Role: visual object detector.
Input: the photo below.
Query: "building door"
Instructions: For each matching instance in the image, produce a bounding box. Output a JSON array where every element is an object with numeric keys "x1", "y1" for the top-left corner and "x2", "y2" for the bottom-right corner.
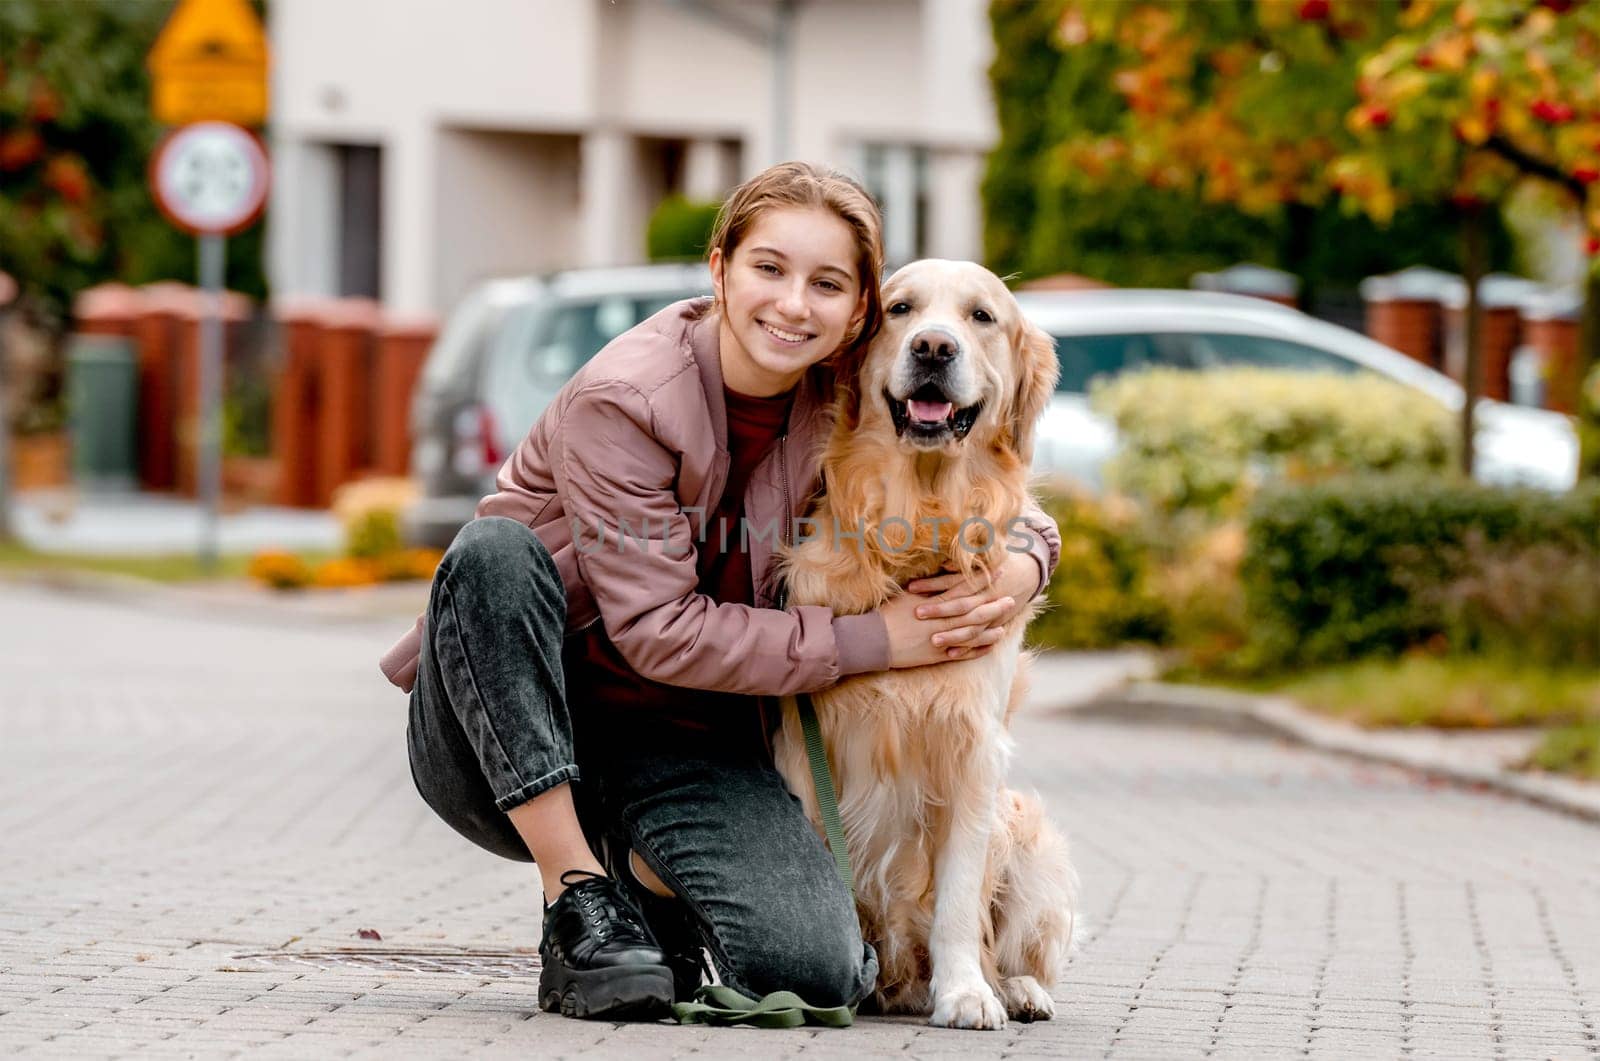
[{"x1": 338, "y1": 144, "x2": 382, "y2": 299}]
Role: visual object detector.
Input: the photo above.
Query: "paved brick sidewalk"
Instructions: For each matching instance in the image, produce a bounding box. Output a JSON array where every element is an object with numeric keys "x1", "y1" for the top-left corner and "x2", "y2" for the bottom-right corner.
[{"x1": 2, "y1": 584, "x2": 1598, "y2": 1059}]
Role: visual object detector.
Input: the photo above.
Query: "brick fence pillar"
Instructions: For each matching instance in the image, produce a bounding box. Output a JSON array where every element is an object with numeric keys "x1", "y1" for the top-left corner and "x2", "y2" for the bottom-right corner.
[
  {"x1": 73, "y1": 283, "x2": 143, "y2": 338},
  {"x1": 315, "y1": 299, "x2": 381, "y2": 507},
  {"x1": 1358, "y1": 267, "x2": 1456, "y2": 369},
  {"x1": 1442, "y1": 275, "x2": 1541, "y2": 404},
  {"x1": 1518, "y1": 289, "x2": 1583, "y2": 413},
  {"x1": 372, "y1": 315, "x2": 438, "y2": 477},
  {"x1": 272, "y1": 299, "x2": 334, "y2": 508},
  {"x1": 131, "y1": 284, "x2": 192, "y2": 491}
]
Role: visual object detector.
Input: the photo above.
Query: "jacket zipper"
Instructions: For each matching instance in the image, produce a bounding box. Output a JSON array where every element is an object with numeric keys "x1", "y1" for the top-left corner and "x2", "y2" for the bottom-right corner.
[
  {"x1": 760, "y1": 433, "x2": 792, "y2": 758},
  {"x1": 778, "y1": 434, "x2": 791, "y2": 549}
]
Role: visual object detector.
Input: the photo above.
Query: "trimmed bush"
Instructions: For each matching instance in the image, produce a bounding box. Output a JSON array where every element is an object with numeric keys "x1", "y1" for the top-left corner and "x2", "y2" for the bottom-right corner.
[
  {"x1": 1153, "y1": 522, "x2": 1252, "y2": 674},
  {"x1": 1242, "y1": 476, "x2": 1600, "y2": 667},
  {"x1": 1526, "y1": 723, "x2": 1600, "y2": 780},
  {"x1": 332, "y1": 477, "x2": 418, "y2": 559},
  {"x1": 1029, "y1": 491, "x2": 1169, "y2": 649},
  {"x1": 646, "y1": 196, "x2": 721, "y2": 262},
  {"x1": 246, "y1": 550, "x2": 312, "y2": 590},
  {"x1": 1091, "y1": 367, "x2": 1457, "y2": 517},
  {"x1": 1580, "y1": 360, "x2": 1600, "y2": 481}
]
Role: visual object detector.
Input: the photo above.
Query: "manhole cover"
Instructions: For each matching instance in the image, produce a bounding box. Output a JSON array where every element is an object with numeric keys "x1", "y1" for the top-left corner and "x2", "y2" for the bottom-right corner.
[{"x1": 226, "y1": 948, "x2": 542, "y2": 977}]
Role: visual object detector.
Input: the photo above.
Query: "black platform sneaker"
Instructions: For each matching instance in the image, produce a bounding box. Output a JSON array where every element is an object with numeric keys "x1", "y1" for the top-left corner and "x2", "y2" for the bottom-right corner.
[{"x1": 538, "y1": 869, "x2": 674, "y2": 1020}]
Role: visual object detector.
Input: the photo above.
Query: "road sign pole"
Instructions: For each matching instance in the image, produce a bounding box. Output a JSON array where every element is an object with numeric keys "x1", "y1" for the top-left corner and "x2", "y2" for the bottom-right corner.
[{"x1": 197, "y1": 232, "x2": 225, "y2": 570}]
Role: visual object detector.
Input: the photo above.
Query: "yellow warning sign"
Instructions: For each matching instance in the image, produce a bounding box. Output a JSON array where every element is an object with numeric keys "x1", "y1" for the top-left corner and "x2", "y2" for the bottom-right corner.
[{"x1": 148, "y1": 0, "x2": 270, "y2": 126}]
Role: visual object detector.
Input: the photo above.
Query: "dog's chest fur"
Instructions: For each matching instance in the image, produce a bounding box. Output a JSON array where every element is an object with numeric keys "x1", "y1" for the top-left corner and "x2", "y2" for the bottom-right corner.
[{"x1": 775, "y1": 489, "x2": 1027, "y2": 1009}]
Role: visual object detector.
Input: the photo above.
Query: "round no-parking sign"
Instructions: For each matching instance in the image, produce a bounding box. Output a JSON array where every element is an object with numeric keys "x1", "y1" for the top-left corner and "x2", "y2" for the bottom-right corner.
[{"x1": 149, "y1": 121, "x2": 270, "y2": 235}]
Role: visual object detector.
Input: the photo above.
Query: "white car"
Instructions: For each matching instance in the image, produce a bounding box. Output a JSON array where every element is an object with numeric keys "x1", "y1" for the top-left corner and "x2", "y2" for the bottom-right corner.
[
  {"x1": 1017, "y1": 289, "x2": 1580, "y2": 492},
  {"x1": 407, "y1": 264, "x2": 712, "y2": 546}
]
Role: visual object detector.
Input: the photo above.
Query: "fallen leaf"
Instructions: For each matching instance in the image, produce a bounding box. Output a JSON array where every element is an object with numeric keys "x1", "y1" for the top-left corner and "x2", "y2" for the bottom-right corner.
[{"x1": 357, "y1": 928, "x2": 382, "y2": 941}]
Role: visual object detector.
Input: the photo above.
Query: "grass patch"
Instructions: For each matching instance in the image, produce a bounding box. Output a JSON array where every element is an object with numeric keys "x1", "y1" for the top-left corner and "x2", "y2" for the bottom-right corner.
[
  {"x1": 1227, "y1": 655, "x2": 1600, "y2": 729},
  {"x1": 1525, "y1": 723, "x2": 1600, "y2": 780},
  {"x1": 0, "y1": 542, "x2": 334, "y2": 584}
]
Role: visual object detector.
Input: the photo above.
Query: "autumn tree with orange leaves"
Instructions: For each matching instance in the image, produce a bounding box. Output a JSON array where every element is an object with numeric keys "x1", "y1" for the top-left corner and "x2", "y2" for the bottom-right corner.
[
  {"x1": 1001, "y1": 0, "x2": 1600, "y2": 476},
  {"x1": 0, "y1": 0, "x2": 267, "y2": 328},
  {"x1": 1347, "y1": 0, "x2": 1600, "y2": 472}
]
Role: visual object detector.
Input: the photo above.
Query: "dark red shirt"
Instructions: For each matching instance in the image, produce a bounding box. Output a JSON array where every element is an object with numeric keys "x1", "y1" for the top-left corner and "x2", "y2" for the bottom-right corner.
[{"x1": 566, "y1": 384, "x2": 794, "y2": 747}]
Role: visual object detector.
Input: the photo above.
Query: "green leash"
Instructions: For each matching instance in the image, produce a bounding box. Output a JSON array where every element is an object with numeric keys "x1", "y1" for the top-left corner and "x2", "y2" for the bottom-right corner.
[
  {"x1": 670, "y1": 692, "x2": 859, "y2": 1027},
  {"x1": 672, "y1": 985, "x2": 854, "y2": 1028},
  {"x1": 798, "y1": 691, "x2": 855, "y2": 897}
]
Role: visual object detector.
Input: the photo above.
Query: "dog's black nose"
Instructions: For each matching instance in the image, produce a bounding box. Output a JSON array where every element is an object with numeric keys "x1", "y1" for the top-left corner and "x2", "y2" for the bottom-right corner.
[{"x1": 909, "y1": 328, "x2": 959, "y2": 363}]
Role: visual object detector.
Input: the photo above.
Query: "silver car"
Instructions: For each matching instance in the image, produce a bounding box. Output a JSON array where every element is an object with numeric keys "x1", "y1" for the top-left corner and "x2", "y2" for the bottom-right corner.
[
  {"x1": 407, "y1": 264, "x2": 712, "y2": 546},
  {"x1": 1018, "y1": 289, "x2": 1580, "y2": 493}
]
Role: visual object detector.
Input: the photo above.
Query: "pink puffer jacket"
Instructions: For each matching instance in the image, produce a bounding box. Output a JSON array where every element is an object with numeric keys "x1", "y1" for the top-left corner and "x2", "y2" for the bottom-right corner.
[{"x1": 379, "y1": 299, "x2": 1060, "y2": 696}]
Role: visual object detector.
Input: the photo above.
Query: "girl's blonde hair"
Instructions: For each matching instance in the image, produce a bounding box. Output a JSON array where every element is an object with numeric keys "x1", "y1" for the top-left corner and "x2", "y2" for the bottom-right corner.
[{"x1": 705, "y1": 161, "x2": 885, "y2": 374}]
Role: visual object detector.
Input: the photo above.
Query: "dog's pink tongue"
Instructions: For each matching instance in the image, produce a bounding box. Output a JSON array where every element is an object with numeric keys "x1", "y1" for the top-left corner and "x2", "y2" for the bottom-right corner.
[{"x1": 909, "y1": 399, "x2": 953, "y2": 423}]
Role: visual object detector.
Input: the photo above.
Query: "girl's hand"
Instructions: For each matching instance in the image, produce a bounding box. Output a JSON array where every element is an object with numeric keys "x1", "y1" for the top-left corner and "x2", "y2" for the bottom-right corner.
[
  {"x1": 902, "y1": 552, "x2": 1040, "y2": 653},
  {"x1": 879, "y1": 589, "x2": 1014, "y2": 669}
]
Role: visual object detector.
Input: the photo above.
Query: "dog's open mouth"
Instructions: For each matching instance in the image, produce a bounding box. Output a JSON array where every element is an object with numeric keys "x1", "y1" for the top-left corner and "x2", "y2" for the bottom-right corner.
[{"x1": 885, "y1": 384, "x2": 982, "y2": 443}]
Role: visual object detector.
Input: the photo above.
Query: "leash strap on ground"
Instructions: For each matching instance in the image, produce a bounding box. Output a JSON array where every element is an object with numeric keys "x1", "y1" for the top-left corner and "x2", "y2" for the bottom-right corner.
[
  {"x1": 671, "y1": 985, "x2": 854, "y2": 1028},
  {"x1": 798, "y1": 691, "x2": 854, "y2": 896}
]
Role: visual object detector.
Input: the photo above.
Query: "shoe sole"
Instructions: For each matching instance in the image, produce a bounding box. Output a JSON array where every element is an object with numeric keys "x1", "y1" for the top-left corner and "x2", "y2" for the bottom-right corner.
[{"x1": 538, "y1": 961, "x2": 675, "y2": 1021}]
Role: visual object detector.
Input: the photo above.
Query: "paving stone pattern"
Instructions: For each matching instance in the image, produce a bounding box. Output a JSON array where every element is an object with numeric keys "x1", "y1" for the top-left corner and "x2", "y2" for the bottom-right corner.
[{"x1": 2, "y1": 584, "x2": 1598, "y2": 1059}]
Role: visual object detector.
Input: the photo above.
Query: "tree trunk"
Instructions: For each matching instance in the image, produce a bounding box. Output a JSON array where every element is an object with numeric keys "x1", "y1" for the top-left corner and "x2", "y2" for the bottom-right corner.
[
  {"x1": 1281, "y1": 202, "x2": 1315, "y2": 312},
  {"x1": 1460, "y1": 208, "x2": 1486, "y2": 479}
]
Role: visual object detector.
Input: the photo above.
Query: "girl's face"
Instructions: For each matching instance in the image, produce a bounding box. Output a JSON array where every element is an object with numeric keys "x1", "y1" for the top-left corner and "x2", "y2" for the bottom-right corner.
[{"x1": 710, "y1": 205, "x2": 868, "y2": 397}]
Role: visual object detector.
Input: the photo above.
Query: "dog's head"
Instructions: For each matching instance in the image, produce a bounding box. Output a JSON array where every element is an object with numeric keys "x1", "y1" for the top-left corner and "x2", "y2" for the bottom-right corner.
[{"x1": 855, "y1": 259, "x2": 1058, "y2": 465}]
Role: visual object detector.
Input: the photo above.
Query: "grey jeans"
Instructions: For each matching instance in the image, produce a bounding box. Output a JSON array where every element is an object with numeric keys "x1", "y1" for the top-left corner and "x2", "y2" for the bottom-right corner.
[{"x1": 405, "y1": 516, "x2": 878, "y2": 1007}]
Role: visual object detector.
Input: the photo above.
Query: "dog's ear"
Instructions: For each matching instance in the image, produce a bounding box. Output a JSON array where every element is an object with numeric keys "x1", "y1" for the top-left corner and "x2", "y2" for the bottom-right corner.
[{"x1": 1008, "y1": 320, "x2": 1059, "y2": 465}]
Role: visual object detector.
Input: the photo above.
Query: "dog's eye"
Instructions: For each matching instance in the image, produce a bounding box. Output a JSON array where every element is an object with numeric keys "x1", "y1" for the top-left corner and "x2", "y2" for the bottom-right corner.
[
  {"x1": 887, "y1": 302, "x2": 911, "y2": 316},
  {"x1": 972, "y1": 308, "x2": 994, "y2": 324}
]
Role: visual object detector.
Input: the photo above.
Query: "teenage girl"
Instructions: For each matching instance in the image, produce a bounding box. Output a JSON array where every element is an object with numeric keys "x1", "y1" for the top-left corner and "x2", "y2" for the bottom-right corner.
[{"x1": 383, "y1": 161, "x2": 1060, "y2": 1020}]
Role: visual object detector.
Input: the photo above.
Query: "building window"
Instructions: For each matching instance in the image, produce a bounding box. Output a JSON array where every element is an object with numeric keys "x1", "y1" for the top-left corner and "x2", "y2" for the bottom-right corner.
[
  {"x1": 858, "y1": 142, "x2": 928, "y2": 268},
  {"x1": 337, "y1": 144, "x2": 382, "y2": 299}
]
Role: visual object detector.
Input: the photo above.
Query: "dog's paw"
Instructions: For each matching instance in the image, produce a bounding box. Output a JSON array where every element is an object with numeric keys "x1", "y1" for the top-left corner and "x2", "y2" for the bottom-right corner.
[
  {"x1": 929, "y1": 981, "x2": 1007, "y2": 1030},
  {"x1": 999, "y1": 975, "x2": 1055, "y2": 1022}
]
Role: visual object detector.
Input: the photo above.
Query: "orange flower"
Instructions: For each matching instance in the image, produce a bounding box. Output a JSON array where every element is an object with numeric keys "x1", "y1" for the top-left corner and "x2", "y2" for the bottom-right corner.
[
  {"x1": 311, "y1": 558, "x2": 382, "y2": 589},
  {"x1": 247, "y1": 551, "x2": 313, "y2": 590}
]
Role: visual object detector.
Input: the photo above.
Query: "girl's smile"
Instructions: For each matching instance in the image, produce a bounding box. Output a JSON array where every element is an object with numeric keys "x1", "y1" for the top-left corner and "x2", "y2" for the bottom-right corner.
[{"x1": 711, "y1": 205, "x2": 866, "y2": 397}]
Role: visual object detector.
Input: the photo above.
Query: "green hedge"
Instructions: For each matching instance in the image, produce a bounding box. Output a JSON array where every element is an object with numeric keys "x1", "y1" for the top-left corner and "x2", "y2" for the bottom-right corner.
[
  {"x1": 1091, "y1": 368, "x2": 1457, "y2": 517},
  {"x1": 646, "y1": 195, "x2": 721, "y2": 262},
  {"x1": 1242, "y1": 477, "x2": 1600, "y2": 667},
  {"x1": 1028, "y1": 491, "x2": 1169, "y2": 649},
  {"x1": 1580, "y1": 361, "x2": 1600, "y2": 481}
]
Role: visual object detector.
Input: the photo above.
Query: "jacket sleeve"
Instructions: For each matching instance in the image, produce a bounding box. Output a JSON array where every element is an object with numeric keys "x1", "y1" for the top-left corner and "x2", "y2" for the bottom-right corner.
[
  {"x1": 553, "y1": 381, "x2": 885, "y2": 696},
  {"x1": 377, "y1": 435, "x2": 550, "y2": 695},
  {"x1": 1014, "y1": 494, "x2": 1061, "y2": 600}
]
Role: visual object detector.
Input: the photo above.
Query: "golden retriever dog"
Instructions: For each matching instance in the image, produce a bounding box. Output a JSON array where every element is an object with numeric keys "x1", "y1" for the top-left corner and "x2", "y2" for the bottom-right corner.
[{"x1": 773, "y1": 259, "x2": 1077, "y2": 1030}]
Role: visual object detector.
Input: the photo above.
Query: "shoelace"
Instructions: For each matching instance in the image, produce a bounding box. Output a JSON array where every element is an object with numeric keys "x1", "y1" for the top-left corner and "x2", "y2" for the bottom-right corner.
[{"x1": 558, "y1": 869, "x2": 650, "y2": 947}]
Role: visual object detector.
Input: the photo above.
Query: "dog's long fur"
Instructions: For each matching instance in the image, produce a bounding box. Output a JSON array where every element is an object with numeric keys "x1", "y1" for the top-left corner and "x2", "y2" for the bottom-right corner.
[{"x1": 773, "y1": 260, "x2": 1077, "y2": 1030}]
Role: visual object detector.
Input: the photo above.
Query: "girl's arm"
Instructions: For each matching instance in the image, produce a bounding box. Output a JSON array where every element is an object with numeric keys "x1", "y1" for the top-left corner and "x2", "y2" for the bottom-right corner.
[{"x1": 554, "y1": 380, "x2": 888, "y2": 697}]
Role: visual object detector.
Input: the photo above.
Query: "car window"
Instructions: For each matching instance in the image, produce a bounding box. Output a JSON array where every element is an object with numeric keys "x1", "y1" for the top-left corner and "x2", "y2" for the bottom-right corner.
[
  {"x1": 1051, "y1": 331, "x2": 1360, "y2": 392},
  {"x1": 1185, "y1": 333, "x2": 1363, "y2": 374},
  {"x1": 1053, "y1": 333, "x2": 1197, "y2": 393},
  {"x1": 483, "y1": 295, "x2": 682, "y2": 444},
  {"x1": 420, "y1": 289, "x2": 504, "y2": 391}
]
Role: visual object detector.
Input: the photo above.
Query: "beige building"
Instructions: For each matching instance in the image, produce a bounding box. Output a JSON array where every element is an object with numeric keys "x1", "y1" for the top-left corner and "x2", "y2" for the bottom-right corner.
[{"x1": 267, "y1": 0, "x2": 999, "y2": 316}]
